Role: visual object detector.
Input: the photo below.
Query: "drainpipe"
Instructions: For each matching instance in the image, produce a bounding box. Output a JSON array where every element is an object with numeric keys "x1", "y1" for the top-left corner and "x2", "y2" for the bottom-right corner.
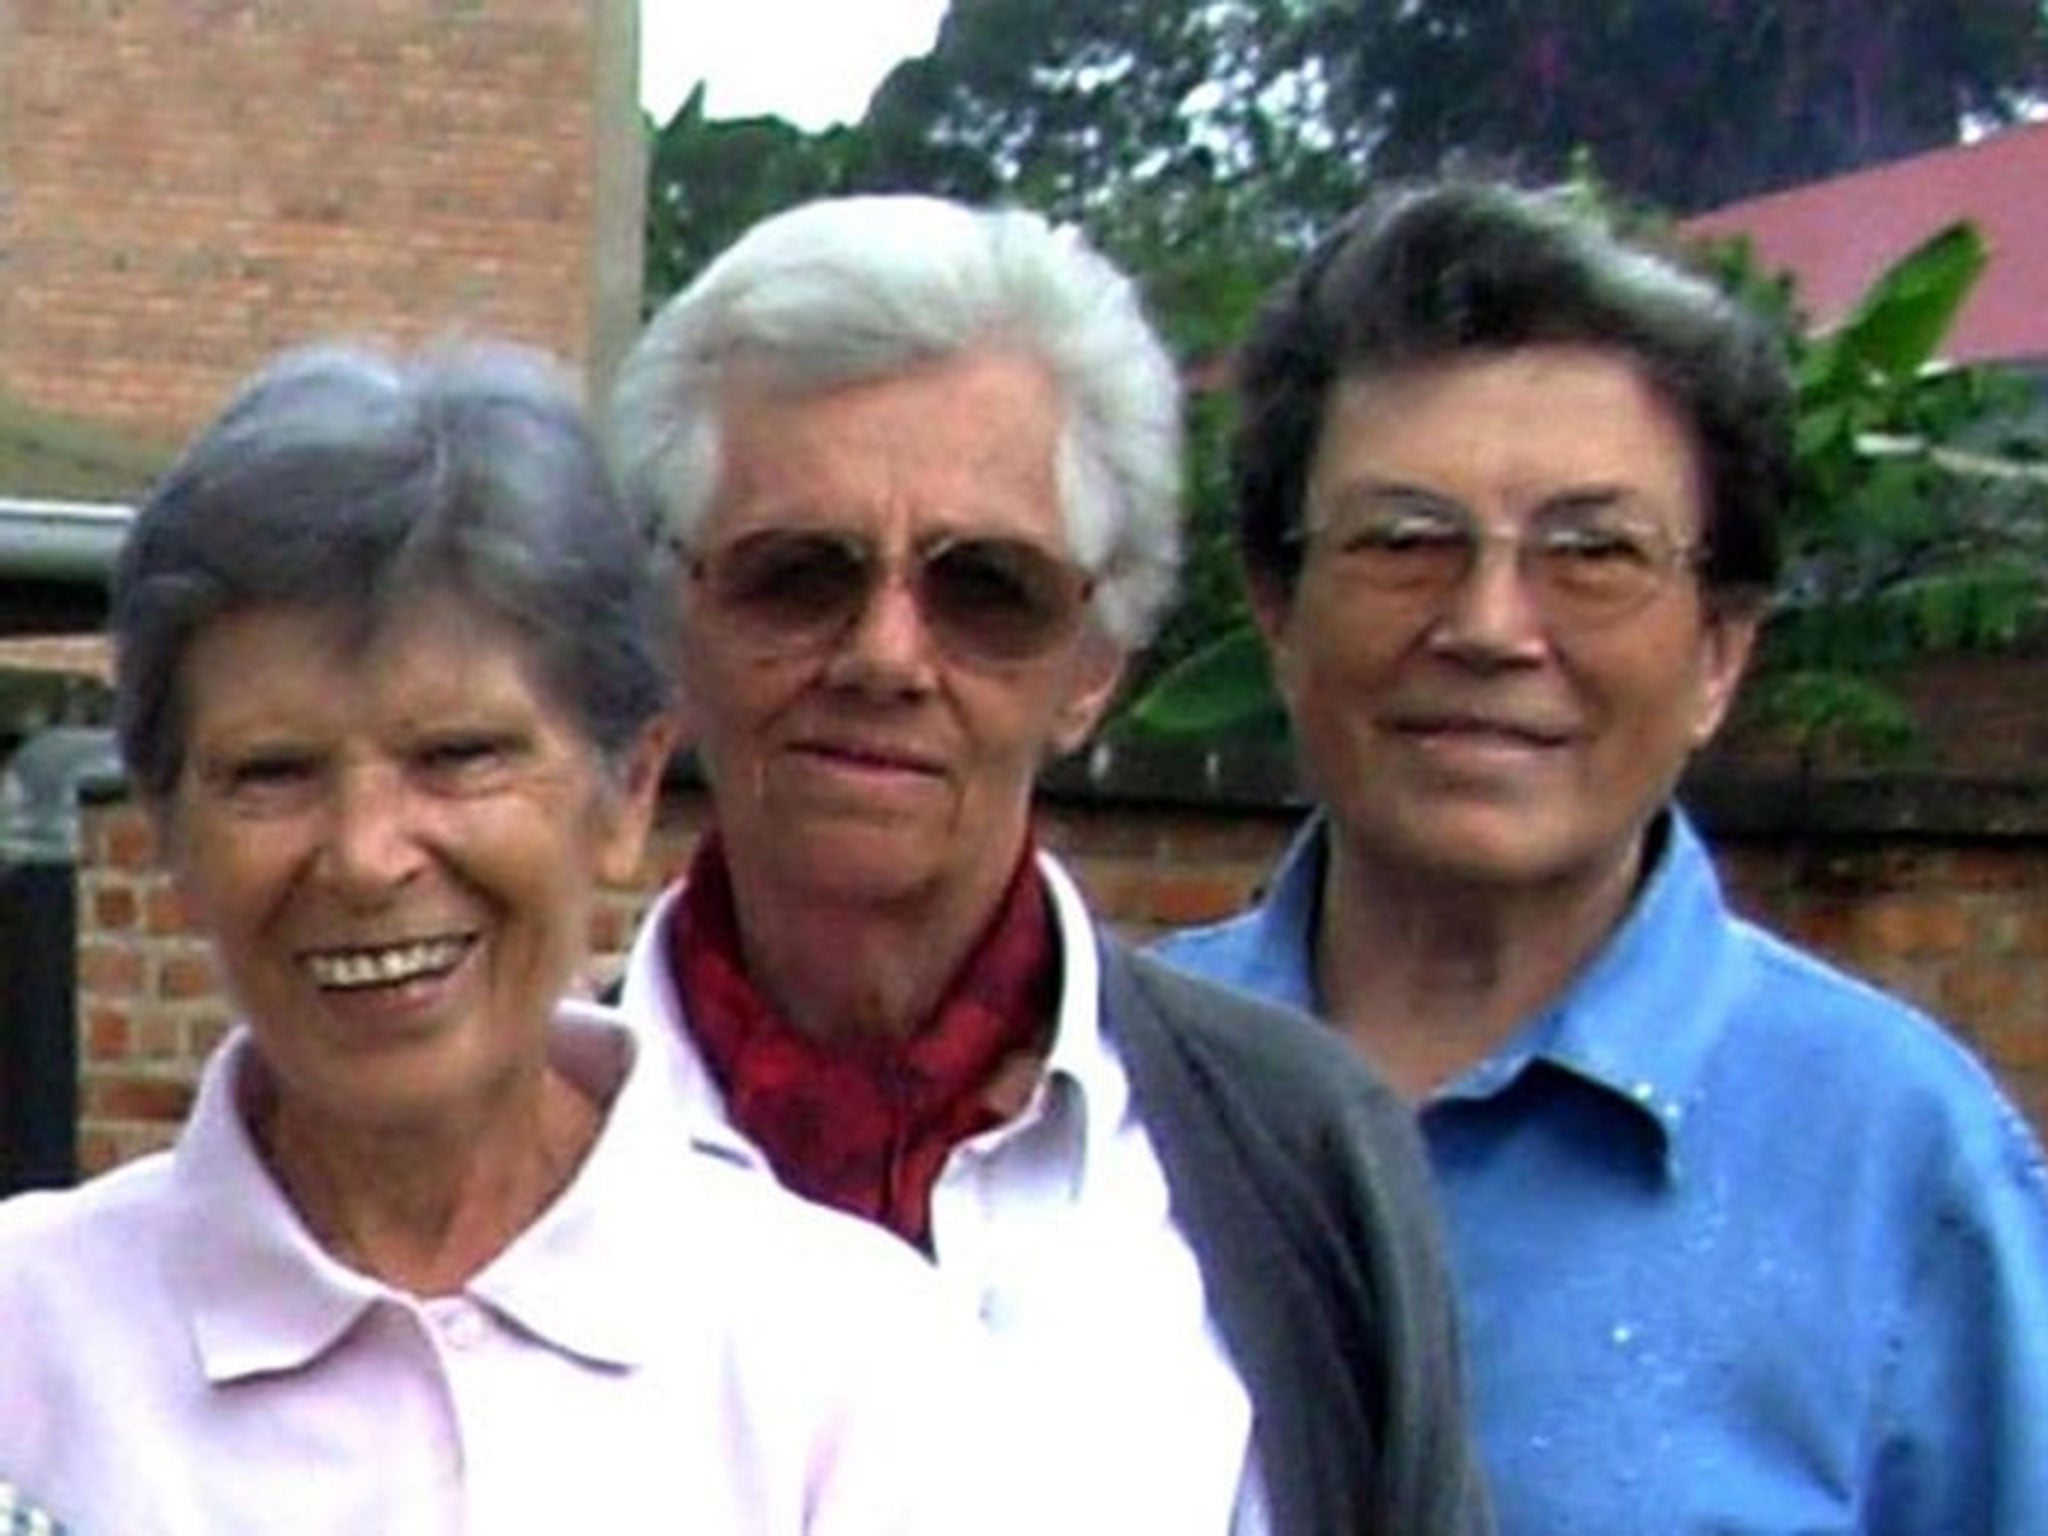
[
  {"x1": 0, "y1": 726, "x2": 124, "y2": 1194},
  {"x1": 0, "y1": 498, "x2": 132, "y2": 584}
]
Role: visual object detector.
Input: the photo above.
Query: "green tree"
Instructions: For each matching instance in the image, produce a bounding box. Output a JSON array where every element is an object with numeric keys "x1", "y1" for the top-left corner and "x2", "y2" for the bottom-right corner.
[
  {"x1": 859, "y1": 0, "x2": 1338, "y2": 232},
  {"x1": 643, "y1": 85, "x2": 867, "y2": 308},
  {"x1": 1730, "y1": 222, "x2": 2048, "y2": 769},
  {"x1": 1315, "y1": 0, "x2": 2048, "y2": 210}
]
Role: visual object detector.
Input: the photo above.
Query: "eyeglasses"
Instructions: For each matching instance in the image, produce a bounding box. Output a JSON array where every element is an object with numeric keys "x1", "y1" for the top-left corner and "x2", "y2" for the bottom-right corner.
[
  {"x1": 684, "y1": 527, "x2": 1097, "y2": 663},
  {"x1": 1301, "y1": 494, "x2": 1705, "y2": 628}
]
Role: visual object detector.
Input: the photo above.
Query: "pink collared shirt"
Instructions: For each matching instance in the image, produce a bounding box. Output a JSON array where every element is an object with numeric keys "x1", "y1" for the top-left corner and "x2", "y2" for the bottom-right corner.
[{"x1": 0, "y1": 1003, "x2": 1007, "y2": 1535}]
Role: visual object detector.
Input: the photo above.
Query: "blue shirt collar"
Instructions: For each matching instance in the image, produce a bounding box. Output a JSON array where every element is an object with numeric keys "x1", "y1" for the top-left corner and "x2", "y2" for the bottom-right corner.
[
  {"x1": 1244, "y1": 807, "x2": 1744, "y2": 1179},
  {"x1": 1515, "y1": 810, "x2": 1747, "y2": 1177}
]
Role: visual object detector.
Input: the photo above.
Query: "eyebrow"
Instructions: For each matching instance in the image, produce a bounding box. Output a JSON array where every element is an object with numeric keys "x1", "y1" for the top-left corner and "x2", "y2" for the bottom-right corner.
[{"x1": 1321, "y1": 480, "x2": 1657, "y2": 522}]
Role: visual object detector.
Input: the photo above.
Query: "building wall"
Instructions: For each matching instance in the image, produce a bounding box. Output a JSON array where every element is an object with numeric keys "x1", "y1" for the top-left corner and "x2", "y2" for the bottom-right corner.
[
  {"x1": 0, "y1": 0, "x2": 642, "y2": 442},
  {"x1": 69, "y1": 775, "x2": 2048, "y2": 1174}
]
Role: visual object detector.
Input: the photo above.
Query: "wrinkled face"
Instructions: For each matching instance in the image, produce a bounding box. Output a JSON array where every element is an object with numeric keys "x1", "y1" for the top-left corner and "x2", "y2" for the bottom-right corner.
[
  {"x1": 674, "y1": 350, "x2": 1123, "y2": 914},
  {"x1": 159, "y1": 602, "x2": 665, "y2": 1132},
  {"x1": 1258, "y1": 344, "x2": 1757, "y2": 894}
]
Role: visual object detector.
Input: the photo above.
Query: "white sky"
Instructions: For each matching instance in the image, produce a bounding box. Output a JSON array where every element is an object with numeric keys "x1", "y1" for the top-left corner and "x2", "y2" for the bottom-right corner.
[{"x1": 639, "y1": 0, "x2": 950, "y2": 129}]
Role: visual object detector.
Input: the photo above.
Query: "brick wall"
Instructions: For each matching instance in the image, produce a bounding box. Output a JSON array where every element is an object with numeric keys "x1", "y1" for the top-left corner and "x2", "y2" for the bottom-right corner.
[
  {"x1": 0, "y1": 0, "x2": 642, "y2": 443},
  {"x1": 68, "y1": 768, "x2": 2048, "y2": 1174}
]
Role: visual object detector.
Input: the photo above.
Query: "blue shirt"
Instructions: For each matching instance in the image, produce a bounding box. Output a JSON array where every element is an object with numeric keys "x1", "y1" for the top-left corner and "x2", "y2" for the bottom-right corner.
[{"x1": 1156, "y1": 809, "x2": 2048, "y2": 1535}]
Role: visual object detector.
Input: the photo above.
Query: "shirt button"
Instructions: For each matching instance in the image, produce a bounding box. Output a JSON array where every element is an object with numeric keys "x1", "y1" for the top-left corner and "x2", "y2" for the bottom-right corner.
[
  {"x1": 426, "y1": 1298, "x2": 490, "y2": 1350},
  {"x1": 979, "y1": 1288, "x2": 1021, "y2": 1333}
]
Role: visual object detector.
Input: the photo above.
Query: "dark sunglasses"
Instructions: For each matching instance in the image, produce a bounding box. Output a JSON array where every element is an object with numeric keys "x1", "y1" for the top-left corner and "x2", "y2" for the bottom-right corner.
[{"x1": 686, "y1": 527, "x2": 1097, "y2": 663}]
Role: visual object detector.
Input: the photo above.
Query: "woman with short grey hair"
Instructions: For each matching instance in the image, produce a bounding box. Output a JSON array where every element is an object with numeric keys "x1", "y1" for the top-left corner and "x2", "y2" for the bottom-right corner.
[{"x1": 0, "y1": 341, "x2": 1014, "y2": 1535}]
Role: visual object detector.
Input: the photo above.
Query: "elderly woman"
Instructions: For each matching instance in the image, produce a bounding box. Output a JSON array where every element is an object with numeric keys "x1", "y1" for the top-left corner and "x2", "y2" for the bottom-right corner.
[
  {"x1": 0, "y1": 343, "x2": 1011, "y2": 1534},
  {"x1": 608, "y1": 195, "x2": 1489, "y2": 1536},
  {"x1": 1158, "y1": 180, "x2": 2048, "y2": 1532}
]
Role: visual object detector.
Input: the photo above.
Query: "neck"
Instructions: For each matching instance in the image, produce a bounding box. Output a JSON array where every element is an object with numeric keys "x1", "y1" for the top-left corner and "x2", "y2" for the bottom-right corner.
[
  {"x1": 1315, "y1": 831, "x2": 1646, "y2": 1101},
  {"x1": 724, "y1": 855, "x2": 1023, "y2": 1044},
  {"x1": 249, "y1": 1057, "x2": 599, "y2": 1296}
]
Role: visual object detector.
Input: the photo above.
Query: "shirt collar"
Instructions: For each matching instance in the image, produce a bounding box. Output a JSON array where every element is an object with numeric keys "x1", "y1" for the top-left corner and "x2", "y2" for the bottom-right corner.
[
  {"x1": 1508, "y1": 809, "x2": 1748, "y2": 1175},
  {"x1": 1260, "y1": 808, "x2": 1741, "y2": 1177},
  {"x1": 164, "y1": 1031, "x2": 382, "y2": 1383},
  {"x1": 621, "y1": 882, "x2": 765, "y2": 1170},
  {"x1": 1018, "y1": 849, "x2": 1129, "y2": 1194},
  {"x1": 464, "y1": 1003, "x2": 693, "y2": 1367},
  {"x1": 623, "y1": 851, "x2": 1129, "y2": 1207},
  {"x1": 1235, "y1": 817, "x2": 1329, "y2": 1019},
  {"x1": 166, "y1": 1003, "x2": 694, "y2": 1383}
]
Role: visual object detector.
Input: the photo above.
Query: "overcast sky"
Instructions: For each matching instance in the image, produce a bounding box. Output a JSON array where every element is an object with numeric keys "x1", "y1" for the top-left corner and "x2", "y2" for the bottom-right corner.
[{"x1": 639, "y1": 0, "x2": 948, "y2": 129}]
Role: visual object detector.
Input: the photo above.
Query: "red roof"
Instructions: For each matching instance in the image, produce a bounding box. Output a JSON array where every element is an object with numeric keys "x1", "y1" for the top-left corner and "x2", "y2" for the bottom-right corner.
[{"x1": 1682, "y1": 120, "x2": 2048, "y2": 365}]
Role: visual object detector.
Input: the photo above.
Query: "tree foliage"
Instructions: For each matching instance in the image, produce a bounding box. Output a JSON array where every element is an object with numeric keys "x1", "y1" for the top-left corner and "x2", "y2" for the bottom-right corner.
[
  {"x1": 643, "y1": 85, "x2": 863, "y2": 309},
  {"x1": 1312, "y1": 0, "x2": 2048, "y2": 211},
  {"x1": 853, "y1": 0, "x2": 2048, "y2": 219}
]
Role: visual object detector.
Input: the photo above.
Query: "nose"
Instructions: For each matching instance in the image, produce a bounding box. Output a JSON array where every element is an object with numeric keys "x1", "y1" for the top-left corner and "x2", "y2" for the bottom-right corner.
[
  {"x1": 824, "y1": 560, "x2": 939, "y2": 693},
  {"x1": 1425, "y1": 534, "x2": 1550, "y2": 664},
  {"x1": 316, "y1": 763, "x2": 426, "y2": 899}
]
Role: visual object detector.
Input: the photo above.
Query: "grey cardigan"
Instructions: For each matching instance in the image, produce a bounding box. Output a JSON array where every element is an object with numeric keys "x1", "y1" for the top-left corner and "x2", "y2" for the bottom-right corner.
[{"x1": 1101, "y1": 940, "x2": 1492, "y2": 1536}]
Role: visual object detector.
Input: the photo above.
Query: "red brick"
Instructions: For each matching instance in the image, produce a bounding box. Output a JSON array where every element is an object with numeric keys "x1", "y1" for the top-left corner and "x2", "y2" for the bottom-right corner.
[
  {"x1": 1064, "y1": 859, "x2": 1156, "y2": 927},
  {"x1": 85, "y1": 1072, "x2": 195, "y2": 1124},
  {"x1": 2010, "y1": 909, "x2": 2048, "y2": 958},
  {"x1": 75, "y1": 1128, "x2": 124, "y2": 1179},
  {"x1": 1975, "y1": 1011, "x2": 2048, "y2": 1074},
  {"x1": 0, "y1": 2, "x2": 620, "y2": 437},
  {"x1": 159, "y1": 950, "x2": 219, "y2": 1001},
  {"x1": 128, "y1": 1014, "x2": 185, "y2": 1061},
  {"x1": 91, "y1": 884, "x2": 140, "y2": 931},
  {"x1": 1948, "y1": 847, "x2": 2043, "y2": 893},
  {"x1": 144, "y1": 883, "x2": 193, "y2": 937},
  {"x1": 83, "y1": 1005, "x2": 132, "y2": 1062},
  {"x1": 1855, "y1": 897, "x2": 1972, "y2": 960},
  {"x1": 100, "y1": 812, "x2": 157, "y2": 872},
  {"x1": 187, "y1": 1014, "x2": 235, "y2": 1062},
  {"x1": 77, "y1": 942, "x2": 145, "y2": 998},
  {"x1": 1938, "y1": 961, "x2": 2032, "y2": 1032},
  {"x1": 1145, "y1": 869, "x2": 1265, "y2": 928}
]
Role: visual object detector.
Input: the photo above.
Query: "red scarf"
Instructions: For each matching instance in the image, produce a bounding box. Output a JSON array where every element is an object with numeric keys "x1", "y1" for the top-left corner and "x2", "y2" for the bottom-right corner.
[{"x1": 672, "y1": 833, "x2": 1058, "y2": 1251}]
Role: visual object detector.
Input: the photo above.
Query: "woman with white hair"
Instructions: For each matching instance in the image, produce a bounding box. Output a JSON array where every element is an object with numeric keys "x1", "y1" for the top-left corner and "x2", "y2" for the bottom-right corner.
[{"x1": 609, "y1": 195, "x2": 1491, "y2": 1536}]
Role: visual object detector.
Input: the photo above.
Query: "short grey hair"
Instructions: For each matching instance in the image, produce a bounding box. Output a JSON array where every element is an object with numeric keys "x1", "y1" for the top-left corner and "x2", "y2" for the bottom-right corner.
[
  {"x1": 607, "y1": 194, "x2": 1184, "y2": 647},
  {"x1": 113, "y1": 341, "x2": 672, "y2": 801}
]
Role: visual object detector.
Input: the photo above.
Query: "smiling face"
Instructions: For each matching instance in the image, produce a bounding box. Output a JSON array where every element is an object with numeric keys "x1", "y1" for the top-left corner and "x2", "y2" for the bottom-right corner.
[
  {"x1": 674, "y1": 349, "x2": 1124, "y2": 923},
  {"x1": 1259, "y1": 344, "x2": 1758, "y2": 896},
  {"x1": 158, "y1": 601, "x2": 665, "y2": 1135}
]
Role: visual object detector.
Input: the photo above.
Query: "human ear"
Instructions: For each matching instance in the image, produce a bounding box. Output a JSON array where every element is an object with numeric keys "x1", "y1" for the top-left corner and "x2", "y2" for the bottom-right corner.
[{"x1": 595, "y1": 716, "x2": 678, "y2": 885}]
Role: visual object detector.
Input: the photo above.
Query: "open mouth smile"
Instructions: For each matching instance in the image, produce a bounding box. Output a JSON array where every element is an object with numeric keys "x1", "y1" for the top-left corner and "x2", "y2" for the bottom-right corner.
[{"x1": 299, "y1": 935, "x2": 475, "y2": 992}]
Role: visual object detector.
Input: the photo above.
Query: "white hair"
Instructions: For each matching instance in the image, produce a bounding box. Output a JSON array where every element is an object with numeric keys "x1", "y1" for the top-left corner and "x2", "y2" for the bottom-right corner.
[{"x1": 606, "y1": 195, "x2": 1184, "y2": 647}]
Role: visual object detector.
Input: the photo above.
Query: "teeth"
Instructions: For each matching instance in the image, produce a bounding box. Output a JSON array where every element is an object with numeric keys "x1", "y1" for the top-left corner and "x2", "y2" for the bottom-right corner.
[{"x1": 305, "y1": 938, "x2": 469, "y2": 991}]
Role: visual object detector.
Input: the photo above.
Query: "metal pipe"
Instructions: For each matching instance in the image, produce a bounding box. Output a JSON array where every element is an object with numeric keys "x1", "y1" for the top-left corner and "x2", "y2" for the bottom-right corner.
[
  {"x1": 0, "y1": 498, "x2": 132, "y2": 584},
  {"x1": 0, "y1": 726, "x2": 124, "y2": 1194}
]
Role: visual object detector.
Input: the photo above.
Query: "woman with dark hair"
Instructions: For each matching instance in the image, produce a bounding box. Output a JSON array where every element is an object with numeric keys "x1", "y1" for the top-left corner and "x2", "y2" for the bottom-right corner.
[
  {"x1": 1161, "y1": 178, "x2": 2048, "y2": 1534},
  {"x1": 0, "y1": 342, "x2": 1002, "y2": 1535}
]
